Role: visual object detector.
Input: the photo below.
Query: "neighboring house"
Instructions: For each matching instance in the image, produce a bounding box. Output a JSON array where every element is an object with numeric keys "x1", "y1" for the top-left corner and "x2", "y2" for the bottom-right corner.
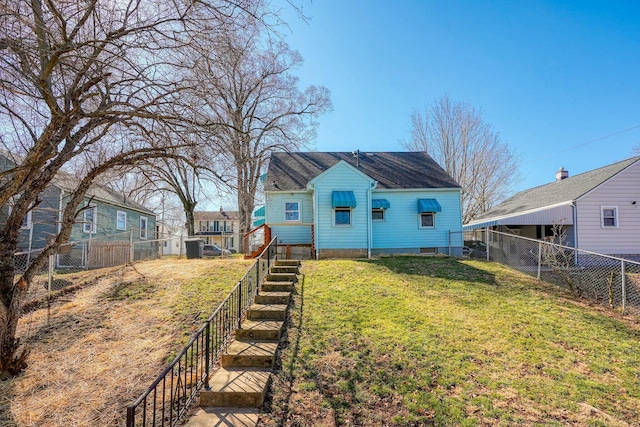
[
  {"x1": 464, "y1": 156, "x2": 640, "y2": 258},
  {"x1": 193, "y1": 209, "x2": 240, "y2": 253},
  {"x1": 160, "y1": 225, "x2": 187, "y2": 256},
  {"x1": 260, "y1": 151, "x2": 463, "y2": 259},
  {"x1": 3, "y1": 171, "x2": 157, "y2": 269}
]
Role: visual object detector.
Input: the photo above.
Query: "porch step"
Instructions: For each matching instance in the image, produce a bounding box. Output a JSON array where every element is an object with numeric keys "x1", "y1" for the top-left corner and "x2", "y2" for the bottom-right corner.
[
  {"x1": 255, "y1": 291, "x2": 291, "y2": 305},
  {"x1": 222, "y1": 341, "x2": 278, "y2": 368},
  {"x1": 266, "y1": 272, "x2": 297, "y2": 282},
  {"x1": 274, "y1": 259, "x2": 301, "y2": 267},
  {"x1": 246, "y1": 304, "x2": 288, "y2": 321},
  {"x1": 186, "y1": 408, "x2": 258, "y2": 427},
  {"x1": 235, "y1": 320, "x2": 284, "y2": 341},
  {"x1": 269, "y1": 265, "x2": 299, "y2": 274},
  {"x1": 199, "y1": 368, "x2": 271, "y2": 408},
  {"x1": 261, "y1": 281, "x2": 295, "y2": 293}
]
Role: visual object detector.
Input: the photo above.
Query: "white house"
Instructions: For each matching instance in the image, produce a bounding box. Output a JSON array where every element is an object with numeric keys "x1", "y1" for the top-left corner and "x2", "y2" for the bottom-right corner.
[{"x1": 465, "y1": 156, "x2": 640, "y2": 258}]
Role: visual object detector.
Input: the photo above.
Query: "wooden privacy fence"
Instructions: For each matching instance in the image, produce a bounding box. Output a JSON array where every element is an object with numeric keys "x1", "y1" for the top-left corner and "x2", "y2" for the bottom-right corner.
[{"x1": 88, "y1": 240, "x2": 131, "y2": 268}]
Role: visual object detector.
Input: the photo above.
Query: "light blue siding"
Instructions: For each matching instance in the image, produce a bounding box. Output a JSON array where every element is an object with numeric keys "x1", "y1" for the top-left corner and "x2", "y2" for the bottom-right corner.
[
  {"x1": 311, "y1": 162, "x2": 374, "y2": 250},
  {"x1": 265, "y1": 192, "x2": 313, "y2": 244},
  {"x1": 371, "y1": 190, "x2": 463, "y2": 250}
]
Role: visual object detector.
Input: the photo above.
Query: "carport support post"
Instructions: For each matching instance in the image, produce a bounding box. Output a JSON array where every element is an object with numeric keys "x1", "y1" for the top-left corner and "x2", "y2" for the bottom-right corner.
[
  {"x1": 485, "y1": 228, "x2": 490, "y2": 261},
  {"x1": 537, "y1": 241, "x2": 542, "y2": 280},
  {"x1": 621, "y1": 260, "x2": 626, "y2": 312}
]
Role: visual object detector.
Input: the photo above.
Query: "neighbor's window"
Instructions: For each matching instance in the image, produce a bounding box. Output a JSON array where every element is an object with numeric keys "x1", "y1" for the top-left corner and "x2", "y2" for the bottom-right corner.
[
  {"x1": 372, "y1": 208, "x2": 385, "y2": 221},
  {"x1": 284, "y1": 201, "x2": 300, "y2": 222},
  {"x1": 420, "y1": 212, "x2": 435, "y2": 228},
  {"x1": 601, "y1": 206, "x2": 618, "y2": 228},
  {"x1": 83, "y1": 207, "x2": 97, "y2": 233},
  {"x1": 335, "y1": 208, "x2": 352, "y2": 226},
  {"x1": 116, "y1": 210, "x2": 127, "y2": 230},
  {"x1": 140, "y1": 216, "x2": 148, "y2": 239}
]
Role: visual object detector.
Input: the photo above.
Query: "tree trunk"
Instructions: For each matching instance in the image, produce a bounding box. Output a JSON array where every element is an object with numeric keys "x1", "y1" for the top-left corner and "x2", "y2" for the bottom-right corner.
[{"x1": 0, "y1": 247, "x2": 29, "y2": 379}]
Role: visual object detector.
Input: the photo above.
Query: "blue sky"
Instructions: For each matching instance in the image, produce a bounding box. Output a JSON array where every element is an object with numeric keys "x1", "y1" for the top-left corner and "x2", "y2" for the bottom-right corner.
[{"x1": 274, "y1": 0, "x2": 640, "y2": 194}]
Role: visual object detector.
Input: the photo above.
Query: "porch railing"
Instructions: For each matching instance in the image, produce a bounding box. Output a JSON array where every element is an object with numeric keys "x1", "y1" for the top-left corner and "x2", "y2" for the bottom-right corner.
[{"x1": 125, "y1": 237, "x2": 277, "y2": 427}]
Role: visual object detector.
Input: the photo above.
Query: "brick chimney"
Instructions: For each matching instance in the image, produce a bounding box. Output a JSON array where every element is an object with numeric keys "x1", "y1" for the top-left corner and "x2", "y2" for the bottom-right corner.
[{"x1": 555, "y1": 167, "x2": 569, "y2": 181}]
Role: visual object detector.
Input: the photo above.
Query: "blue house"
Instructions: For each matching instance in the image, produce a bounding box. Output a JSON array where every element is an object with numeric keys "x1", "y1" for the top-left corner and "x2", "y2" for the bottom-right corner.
[{"x1": 260, "y1": 151, "x2": 463, "y2": 259}]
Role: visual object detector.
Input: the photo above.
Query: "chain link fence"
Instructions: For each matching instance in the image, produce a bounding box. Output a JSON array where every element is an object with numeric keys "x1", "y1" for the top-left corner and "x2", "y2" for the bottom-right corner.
[
  {"x1": 16, "y1": 229, "x2": 184, "y2": 310},
  {"x1": 470, "y1": 229, "x2": 640, "y2": 314}
]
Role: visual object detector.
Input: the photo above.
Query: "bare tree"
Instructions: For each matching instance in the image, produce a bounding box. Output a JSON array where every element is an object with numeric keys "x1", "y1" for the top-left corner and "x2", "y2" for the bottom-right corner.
[
  {"x1": 0, "y1": 0, "x2": 259, "y2": 378},
  {"x1": 187, "y1": 19, "x2": 332, "y2": 247},
  {"x1": 401, "y1": 95, "x2": 520, "y2": 223}
]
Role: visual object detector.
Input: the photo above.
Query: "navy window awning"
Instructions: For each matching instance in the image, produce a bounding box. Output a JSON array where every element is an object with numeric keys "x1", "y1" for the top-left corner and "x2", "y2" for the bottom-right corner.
[
  {"x1": 332, "y1": 191, "x2": 357, "y2": 208},
  {"x1": 418, "y1": 198, "x2": 442, "y2": 213},
  {"x1": 253, "y1": 206, "x2": 265, "y2": 217},
  {"x1": 372, "y1": 199, "x2": 390, "y2": 209}
]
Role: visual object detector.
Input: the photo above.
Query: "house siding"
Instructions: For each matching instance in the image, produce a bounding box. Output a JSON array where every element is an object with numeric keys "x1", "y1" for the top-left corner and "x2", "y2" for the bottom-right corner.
[
  {"x1": 265, "y1": 191, "x2": 313, "y2": 244},
  {"x1": 371, "y1": 190, "x2": 463, "y2": 252},
  {"x1": 576, "y1": 162, "x2": 640, "y2": 255},
  {"x1": 311, "y1": 162, "x2": 374, "y2": 251}
]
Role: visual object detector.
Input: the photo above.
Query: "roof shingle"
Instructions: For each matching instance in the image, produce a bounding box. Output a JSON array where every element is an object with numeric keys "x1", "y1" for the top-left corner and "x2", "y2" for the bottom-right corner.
[{"x1": 264, "y1": 152, "x2": 460, "y2": 191}]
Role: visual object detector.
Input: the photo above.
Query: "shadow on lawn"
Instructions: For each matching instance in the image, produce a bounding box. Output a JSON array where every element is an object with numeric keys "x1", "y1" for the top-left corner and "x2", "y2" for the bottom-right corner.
[
  {"x1": 357, "y1": 255, "x2": 497, "y2": 285},
  {"x1": 0, "y1": 380, "x2": 16, "y2": 427}
]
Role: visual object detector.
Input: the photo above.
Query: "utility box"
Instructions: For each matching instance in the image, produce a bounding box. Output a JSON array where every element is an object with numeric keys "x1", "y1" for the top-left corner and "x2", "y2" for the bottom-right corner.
[{"x1": 185, "y1": 239, "x2": 204, "y2": 259}]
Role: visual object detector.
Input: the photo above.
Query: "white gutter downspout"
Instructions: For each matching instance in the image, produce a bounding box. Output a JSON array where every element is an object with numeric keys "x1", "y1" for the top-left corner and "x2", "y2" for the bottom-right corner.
[
  {"x1": 367, "y1": 182, "x2": 375, "y2": 259},
  {"x1": 308, "y1": 183, "x2": 318, "y2": 259}
]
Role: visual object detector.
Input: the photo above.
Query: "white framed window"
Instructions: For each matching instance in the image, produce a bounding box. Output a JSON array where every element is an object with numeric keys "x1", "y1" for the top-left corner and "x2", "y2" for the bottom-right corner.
[
  {"x1": 83, "y1": 206, "x2": 97, "y2": 233},
  {"x1": 601, "y1": 206, "x2": 618, "y2": 228},
  {"x1": 116, "y1": 210, "x2": 127, "y2": 230},
  {"x1": 334, "y1": 208, "x2": 352, "y2": 226},
  {"x1": 140, "y1": 216, "x2": 148, "y2": 239},
  {"x1": 284, "y1": 201, "x2": 301, "y2": 222},
  {"x1": 372, "y1": 208, "x2": 385, "y2": 221},
  {"x1": 419, "y1": 212, "x2": 435, "y2": 228},
  {"x1": 20, "y1": 211, "x2": 32, "y2": 230}
]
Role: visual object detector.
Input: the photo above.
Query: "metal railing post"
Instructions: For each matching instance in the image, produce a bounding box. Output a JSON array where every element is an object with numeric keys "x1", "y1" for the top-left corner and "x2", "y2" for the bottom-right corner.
[
  {"x1": 537, "y1": 241, "x2": 542, "y2": 280},
  {"x1": 621, "y1": 260, "x2": 626, "y2": 312},
  {"x1": 204, "y1": 320, "x2": 211, "y2": 390},
  {"x1": 256, "y1": 257, "x2": 261, "y2": 296},
  {"x1": 237, "y1": 280, "x2": 243, "y2": 325},
  {"x1": 126, "y1": 406, "x2": 135, "y2": 427}
]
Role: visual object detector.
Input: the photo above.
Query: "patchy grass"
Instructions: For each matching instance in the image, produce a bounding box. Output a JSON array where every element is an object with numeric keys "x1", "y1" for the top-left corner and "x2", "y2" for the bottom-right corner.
[
  {"x1": 0, "y1": 257, "x2": 252, "y2": 427},
  {"x1": 263, "y1": 256, "x2": 640, "y2": 427}
]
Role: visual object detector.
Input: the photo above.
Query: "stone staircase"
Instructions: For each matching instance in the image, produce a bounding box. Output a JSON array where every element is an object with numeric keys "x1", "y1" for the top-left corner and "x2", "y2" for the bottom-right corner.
[{"x1": 186, "y1": 259, "x2": 299, "y2": 427}]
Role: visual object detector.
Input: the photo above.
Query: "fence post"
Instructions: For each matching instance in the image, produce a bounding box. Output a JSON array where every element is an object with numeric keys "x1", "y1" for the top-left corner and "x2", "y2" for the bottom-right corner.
[
  {"x1": 204, "y1": 319, "x2": 211, "y2": 390},
  {"x1": 537, "y1": 241, "x2": 542, "y2": 280},
  {"x1": 129, "y1": 230, "x2": 134, "y2": 263},
  {"x1": 48, "y1": 254, "x2": 54, "y2": 298},
  {"x1": 621, "y1": 260, "x2": 626, "y2": 312}
]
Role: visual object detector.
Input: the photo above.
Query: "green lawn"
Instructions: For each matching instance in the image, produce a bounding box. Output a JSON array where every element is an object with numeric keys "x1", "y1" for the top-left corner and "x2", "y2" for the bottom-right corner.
[{"x1": 262, "y1": 257, "x2": 640, "y2": 427}]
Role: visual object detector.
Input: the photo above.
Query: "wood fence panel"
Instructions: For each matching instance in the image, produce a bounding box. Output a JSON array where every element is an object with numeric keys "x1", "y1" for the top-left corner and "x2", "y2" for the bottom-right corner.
[{"x1": 88, "y1": 241, "x2": 131, "y2": 268}]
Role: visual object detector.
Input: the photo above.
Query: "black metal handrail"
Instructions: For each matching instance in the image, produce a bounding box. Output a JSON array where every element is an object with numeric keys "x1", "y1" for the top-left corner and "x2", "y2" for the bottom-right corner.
[{"x1": 126, "y1": 237, "x2": 277, "y2": 427}]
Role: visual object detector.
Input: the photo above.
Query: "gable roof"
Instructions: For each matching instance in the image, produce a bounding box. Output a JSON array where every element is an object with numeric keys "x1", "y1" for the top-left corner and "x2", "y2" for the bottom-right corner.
[
  {"x1": 469, "y1": 156, "x2": 640, "y2": 224},
  {"x1": 194, "y1": 210, "x2": 239, "y2": 221},
  {"x1": 54, "y1": 173, "x2": 155, "y2": 216},
  {"x1": 264, "y1": 152, "x2": 460, "y2": 191}
]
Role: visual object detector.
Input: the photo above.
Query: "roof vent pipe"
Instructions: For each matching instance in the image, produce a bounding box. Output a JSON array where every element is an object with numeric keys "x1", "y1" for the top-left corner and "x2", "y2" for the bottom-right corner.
[{"x1": 556, "y1": 167, "x2": 569, "y2": 181}]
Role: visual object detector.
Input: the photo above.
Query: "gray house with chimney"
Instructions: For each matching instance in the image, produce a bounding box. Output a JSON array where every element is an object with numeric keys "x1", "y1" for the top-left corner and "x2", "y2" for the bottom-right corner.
[{"x1": 465, "y1": 157, "x2": 640, "y2": 258}]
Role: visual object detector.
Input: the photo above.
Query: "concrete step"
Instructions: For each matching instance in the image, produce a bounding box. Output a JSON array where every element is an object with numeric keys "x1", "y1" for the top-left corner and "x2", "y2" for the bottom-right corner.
[
  {"x1": 254, "y1": 291, "x2": 291, "y2": 305},
  {"x1": 269, "y1": 265, "x2": 299, "y2": 274},
  {"x1": 235, "y1": 320, "x2": 283, "y2": 341},
  {"x1": 266, "y1": 272, "x2": 297, "y2": 282},
  {"x1": 274, "y1": 259, "x2": 301, "y2": 267},
  {"x1": 246, "y1": 303, "x2": 287, "y2": 321},
  {"x1": 186, "y1": 407, "x2": 258, "y2": 427},
  {"x1": 199, "y1": 368, "x2": 270, "y2": 408},
  {"x1": 221, "y1": 341, "x2": 278, "y2": 368},
  {"x1": 261, "y1": 281, "x2": 295, "y2": 293}
]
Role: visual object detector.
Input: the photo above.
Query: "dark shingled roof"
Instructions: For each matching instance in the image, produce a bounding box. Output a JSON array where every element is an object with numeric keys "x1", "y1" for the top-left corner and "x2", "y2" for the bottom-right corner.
[
  {"x1": 194, "y1": 210, "x2": 239, "y2": 221},
  {"x1": 264, "y1": 152, "x2": 460, "y2": 191},
  {"x1": 470, "y1": 156, "x2": 640, "y2": 222}
]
